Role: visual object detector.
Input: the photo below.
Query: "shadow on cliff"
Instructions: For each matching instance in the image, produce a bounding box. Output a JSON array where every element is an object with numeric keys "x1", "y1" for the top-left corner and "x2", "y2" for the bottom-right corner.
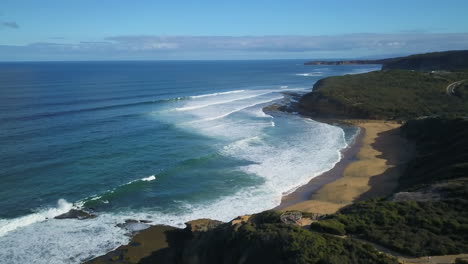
[
  {"x1": 356, "y1": 126, "x2": 414, "y2": 201},
  {"x1": 139, "y1": 228, "x2": 189, "y2": 264}
]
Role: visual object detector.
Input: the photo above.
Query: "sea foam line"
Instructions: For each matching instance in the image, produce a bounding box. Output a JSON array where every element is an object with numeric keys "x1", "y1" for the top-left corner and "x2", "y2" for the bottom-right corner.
[
  {"x1": 190, "y1": 90, "x2": 245, "y2": 99},
  {"x1": 184, "y1": 96, "x2": 284, "y2": 124},
  {"x1": 0, "y1": 199, "x2": 74, "y2": 237},
  {"x1": 141, "y1": 175, "x2": 156, "y2": 182},
  {"x1": 175, "y1": 92, "x2": 274, "y2": 111},
  {"x1": 296, "y1": 72, "x2": 323, "y2": 77},
  {"x1": 0, "y1": 175, "x2": 157, "y2": 238}
]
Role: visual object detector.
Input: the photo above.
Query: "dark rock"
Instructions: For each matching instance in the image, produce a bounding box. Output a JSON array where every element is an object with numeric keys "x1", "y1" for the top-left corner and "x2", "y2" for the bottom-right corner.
[
  {"x1": 54, "y1": 209, "x2": 96, "y2": 220},
  {"x1": 116, "y1": 219, "x2": 150, "y2": 232},
  {"x1": 280, "y1": 211, "x2": 302, "y2": 225},
  {"x1": 185, "y1": 218, "x2": 223, "y2": 233}
]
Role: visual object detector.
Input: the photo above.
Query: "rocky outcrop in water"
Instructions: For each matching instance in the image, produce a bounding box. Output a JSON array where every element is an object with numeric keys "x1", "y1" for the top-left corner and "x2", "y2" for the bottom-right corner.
[{"x1": 54, "y1": 209, "x2": 96, "y2": 220}]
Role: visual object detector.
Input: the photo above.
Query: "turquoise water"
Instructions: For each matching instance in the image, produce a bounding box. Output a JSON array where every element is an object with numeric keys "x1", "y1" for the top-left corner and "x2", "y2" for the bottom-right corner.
[{"x1": 0, "y1": 61, "x2": 379, "y2": 263}]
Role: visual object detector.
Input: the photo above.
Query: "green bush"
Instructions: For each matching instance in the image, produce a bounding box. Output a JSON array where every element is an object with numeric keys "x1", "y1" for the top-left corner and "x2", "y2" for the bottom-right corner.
[
  {"x1": 322, "y1": 199, "x2": 468, "y2": 257},
  {"x1": 310, "y1": 219, "x2": 346, "y2": 236},
  {"x1": 299, "y1": 70, "x2": 468, "y2": 120},
  {"x1": 141, "y1": 210, "x2": 398, "y2": 264}
]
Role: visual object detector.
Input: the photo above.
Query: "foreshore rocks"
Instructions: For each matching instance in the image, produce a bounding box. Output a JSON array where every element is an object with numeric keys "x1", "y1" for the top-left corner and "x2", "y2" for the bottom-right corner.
[
  {"x1": 85, "y1": 219, "x2": 225, "y2": 264},
  {"x1": 116, "y1": 219, "x2": 151, "y2": 233},
  {"x1": 54, "y1": 209, "x2": 96, "y2": 220}
]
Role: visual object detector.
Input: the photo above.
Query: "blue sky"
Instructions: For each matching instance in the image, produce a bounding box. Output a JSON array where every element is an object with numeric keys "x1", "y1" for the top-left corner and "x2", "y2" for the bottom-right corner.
[{"x1": 1, "y1": 0, "x2": 467, "y2": 60}]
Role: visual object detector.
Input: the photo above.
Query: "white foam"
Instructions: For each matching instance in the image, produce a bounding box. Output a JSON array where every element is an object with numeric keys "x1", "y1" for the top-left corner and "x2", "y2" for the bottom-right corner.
[
  {"x1": 0, "y1": 213, "x2": 129, "y2": 264},
  {"x1": 127, "y1": 119, "x2": 347, "y2": 226},
  {"x1": 141, "y1": 175, "x2": 156, "y2": 182},
  {"x1": 175, "y1": 92, "x2": 272, "y2": 111},
  {"x1": 0, "y1": 199, "x2": 73, "y2": 237},
  {"x1": 189, "y1": 89, "x2": 245, "y2": 99},
  {"x1": 296, "y1": 72, "x2": 323, "y2": 77},
  {"x1": 221, "y1": 116, "x2": 347, "y2": 195},
  {"x1": 0, "y1": 86, "x2": 350, "y2": 263},
  {"x1": 184, "y1": 96, "x2": 283, "y2": 124}
]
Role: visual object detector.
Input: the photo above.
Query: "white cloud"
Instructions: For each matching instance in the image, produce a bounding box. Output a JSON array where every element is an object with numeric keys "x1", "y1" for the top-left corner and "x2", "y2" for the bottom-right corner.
[{"x1": 1, "y1": 33, "x2": 467, "y2": 60}]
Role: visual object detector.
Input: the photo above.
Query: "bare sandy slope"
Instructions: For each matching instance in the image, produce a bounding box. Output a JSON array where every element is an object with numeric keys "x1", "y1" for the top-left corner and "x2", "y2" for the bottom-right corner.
[{"x1": 282, "y1": 120, "x2": 414, "y2": 214}]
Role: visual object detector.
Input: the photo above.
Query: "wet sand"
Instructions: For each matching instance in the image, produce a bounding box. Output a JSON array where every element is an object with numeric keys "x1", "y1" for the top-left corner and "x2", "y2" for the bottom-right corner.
[
  {"x1": 278, "y1": 120, "x2": 413, "y2": 214},
  {"x1": 276, "y1": 123, "x2": 364, "y2": 211}
]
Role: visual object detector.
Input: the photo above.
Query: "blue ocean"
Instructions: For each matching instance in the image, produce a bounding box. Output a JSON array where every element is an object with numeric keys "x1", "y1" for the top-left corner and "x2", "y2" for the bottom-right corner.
[{"x1": 0, "y1": 61, "x2": 379, "y2": 263}]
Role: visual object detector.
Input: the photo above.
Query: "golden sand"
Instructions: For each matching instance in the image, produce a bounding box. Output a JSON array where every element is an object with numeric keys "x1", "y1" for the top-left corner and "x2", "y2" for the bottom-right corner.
[{"x1": 283, "y1": 120, "x2": 413, "y2": 214}]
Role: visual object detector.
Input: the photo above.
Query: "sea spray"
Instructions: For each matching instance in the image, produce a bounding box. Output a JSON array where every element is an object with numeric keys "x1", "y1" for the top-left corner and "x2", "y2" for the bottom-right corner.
[{"x1": 0, "y1": 199, "x2": 73, "y2": 237}]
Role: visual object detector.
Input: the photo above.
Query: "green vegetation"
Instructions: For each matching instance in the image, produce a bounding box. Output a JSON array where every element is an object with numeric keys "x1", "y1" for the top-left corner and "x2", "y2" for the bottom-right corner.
[
  {"x1": 141, "y1": 211, "x2": 398, "y2": 264},
  {"x1": 326, "y1": 199, "x2": 468, "y2": 256},
  {"x1": 400, "y1": 117, "x2": 468, "y2": 190},
  {"x1": 310, "y1": 219, "x2": 346, "y2": 236},
  {"x1": 299, "y1": 70, "x2": 468, "y2": 119}
]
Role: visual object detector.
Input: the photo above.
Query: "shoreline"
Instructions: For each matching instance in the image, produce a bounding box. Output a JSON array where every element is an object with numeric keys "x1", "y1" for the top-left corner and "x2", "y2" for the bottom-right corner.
[
  {"x1": 86, "y1": 118, "x2": 413, "y2": 263},
  {"x1": 275, "y1": 122, "x2": 364, "y2": 210},
  {"x1": 278, "y1": 119, "x2": 413, "y2": 215}
]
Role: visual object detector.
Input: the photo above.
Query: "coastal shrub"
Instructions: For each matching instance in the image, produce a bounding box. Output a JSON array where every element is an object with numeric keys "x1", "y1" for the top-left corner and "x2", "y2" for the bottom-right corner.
[
  {"x1": 310, "y1": 219, "x2": 346, "y2": 236},
  {"x1": 249, "y1": 210, "x2": 283, "y2": 225},
  {"x1": 141, "y1": 211, "x2": 399, "y2": 264},
  {"x1": 400, "y1": 117, "x2": 468, "y2": 190},
  {"x1": 300, "y1": 70, "x2": 468, "y2": 120},
  {"x1": 325, "y1": 199, "x2": 468, "y2": 257}
]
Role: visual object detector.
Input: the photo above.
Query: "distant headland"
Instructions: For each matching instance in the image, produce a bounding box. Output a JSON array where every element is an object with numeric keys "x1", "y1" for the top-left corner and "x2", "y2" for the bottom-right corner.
[{"x1": 305, "y1": 50, "x2": 468, "y2": 72}]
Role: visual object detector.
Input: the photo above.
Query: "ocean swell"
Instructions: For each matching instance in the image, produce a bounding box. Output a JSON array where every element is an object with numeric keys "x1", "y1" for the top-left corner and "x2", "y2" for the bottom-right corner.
[{"x1": 0, "y1": 87, "x2": 349, "y2": 264}]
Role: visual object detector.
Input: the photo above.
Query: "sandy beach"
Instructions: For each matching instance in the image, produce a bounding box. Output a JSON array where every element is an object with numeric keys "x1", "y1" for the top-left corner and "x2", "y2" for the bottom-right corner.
[
  {"x1": 85, "y1": 120, "x2": 416, "y2": 264},
  {"x1": 278, "y1": 120, "x2": 414, "y2": 214}
]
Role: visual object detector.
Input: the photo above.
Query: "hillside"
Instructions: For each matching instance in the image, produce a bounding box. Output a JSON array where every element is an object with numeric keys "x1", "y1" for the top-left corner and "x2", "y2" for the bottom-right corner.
[{"x1": 298, "y1": 70, "x2": 468, "y2": 120}]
